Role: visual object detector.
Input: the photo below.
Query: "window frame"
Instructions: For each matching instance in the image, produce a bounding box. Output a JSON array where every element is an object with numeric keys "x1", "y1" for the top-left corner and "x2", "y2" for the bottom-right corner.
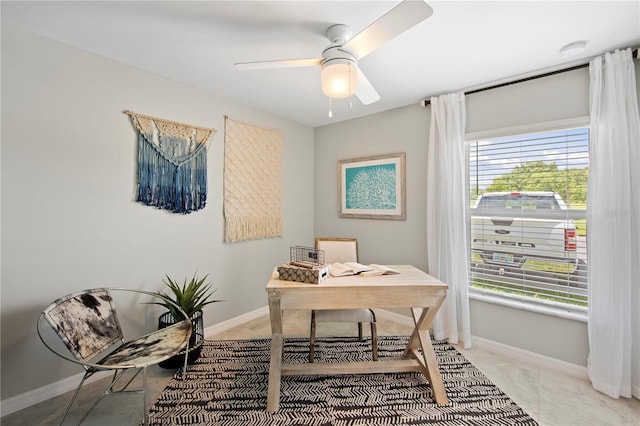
[{"x1": 465, "y1": 117, "x2": 590, "y2": 321}]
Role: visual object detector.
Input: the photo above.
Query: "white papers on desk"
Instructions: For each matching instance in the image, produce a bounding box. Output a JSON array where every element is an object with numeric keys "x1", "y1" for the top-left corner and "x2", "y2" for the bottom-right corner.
[{"x1": 329, "y1": 262, "x2": 399, "y2": 277}]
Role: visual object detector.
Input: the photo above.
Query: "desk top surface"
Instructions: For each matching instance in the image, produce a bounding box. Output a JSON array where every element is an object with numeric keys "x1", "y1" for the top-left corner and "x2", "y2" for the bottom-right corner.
[{"x1": 266, "y1": 265, "x2": 448, "y2": 290}]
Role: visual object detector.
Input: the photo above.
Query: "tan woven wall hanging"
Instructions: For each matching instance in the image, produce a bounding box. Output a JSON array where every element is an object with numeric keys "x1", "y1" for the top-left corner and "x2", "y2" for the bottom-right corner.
[{"x1": 224, "y1": 117, "x2": 283, "y2": 243}]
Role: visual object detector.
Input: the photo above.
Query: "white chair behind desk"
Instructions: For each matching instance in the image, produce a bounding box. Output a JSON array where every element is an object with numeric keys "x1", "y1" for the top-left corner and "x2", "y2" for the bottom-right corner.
[{"x1": 310, "y1": 237, "x2": 378, "y2": 363}]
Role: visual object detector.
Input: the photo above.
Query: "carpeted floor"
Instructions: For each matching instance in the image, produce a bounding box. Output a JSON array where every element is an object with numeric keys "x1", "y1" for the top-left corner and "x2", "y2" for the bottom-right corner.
[{"x1": 146, "y1": 336, "x2": 538, "y2": 425}]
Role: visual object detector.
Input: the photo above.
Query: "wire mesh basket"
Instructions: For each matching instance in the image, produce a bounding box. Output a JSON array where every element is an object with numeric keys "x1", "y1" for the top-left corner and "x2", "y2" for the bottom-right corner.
[{"x1": 289, "y1": 246, "x2": 325, "y2": 268}]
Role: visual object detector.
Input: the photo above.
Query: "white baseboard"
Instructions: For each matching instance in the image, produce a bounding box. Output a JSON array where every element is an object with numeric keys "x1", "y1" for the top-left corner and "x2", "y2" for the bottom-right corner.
[
  {"x1": 1, "y1": 306, "x2": 586, "y2": 417},
  {"x1": 1, "y1": 369, "x2": 111, "y2": 417},
  {"x1": 470, "y1": 335, "x2": 588, "y2": 380},
  {"x1": 203, "y1": 305, "x2": 269, "y2": 338}
]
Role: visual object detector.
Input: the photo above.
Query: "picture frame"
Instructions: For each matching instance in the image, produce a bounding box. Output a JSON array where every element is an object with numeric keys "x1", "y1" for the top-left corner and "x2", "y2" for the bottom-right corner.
[{"x1": 338, "y1": 152, "x2": 406, "y2": 220}]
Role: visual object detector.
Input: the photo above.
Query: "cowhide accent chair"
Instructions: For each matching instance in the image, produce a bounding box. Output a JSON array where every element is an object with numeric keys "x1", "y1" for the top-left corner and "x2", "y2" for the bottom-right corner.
[
  {"x1": 310, "y1": 238, "x2": 378, "y2": 363},
  {"x1": 37, "y1": 288, "x2": 192, "y2": 426}
]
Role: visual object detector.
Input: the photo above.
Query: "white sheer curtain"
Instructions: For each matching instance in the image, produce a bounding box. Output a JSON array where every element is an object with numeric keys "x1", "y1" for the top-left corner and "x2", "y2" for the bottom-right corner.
[
  {"x1": 426, "y1": 92, "x2": 471, "y2": 349},
  {"x1": 587, "y1": 48, "x2": 640, "y2": 399}
]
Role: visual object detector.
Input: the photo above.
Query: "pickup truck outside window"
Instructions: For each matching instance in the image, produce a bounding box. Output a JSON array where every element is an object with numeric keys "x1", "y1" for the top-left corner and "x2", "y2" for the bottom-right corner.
[{"x1": 467, "y1": 128, "x2": 589, "y2": 310}]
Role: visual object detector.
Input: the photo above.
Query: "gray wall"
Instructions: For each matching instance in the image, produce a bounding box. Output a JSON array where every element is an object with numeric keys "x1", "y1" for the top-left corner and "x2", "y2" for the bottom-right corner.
[
  {"x1": 1, "y1": 25, "x2": 314, "y2": 400},
  {"x1": 314, "y1": 105, "x2": 430, "y2": 269},
  {"x1": 314, "y1": 67, "x2": 594, "y2": 366}
]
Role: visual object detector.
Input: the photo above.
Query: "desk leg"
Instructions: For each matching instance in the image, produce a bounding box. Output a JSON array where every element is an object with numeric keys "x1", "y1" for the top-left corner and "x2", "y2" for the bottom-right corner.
[
  {"x1": 405, "y1": 305, "x2": 449, "y2": 405},
  {"x1": 266, "y1": 290, "x2": 283, "y2": 412}
]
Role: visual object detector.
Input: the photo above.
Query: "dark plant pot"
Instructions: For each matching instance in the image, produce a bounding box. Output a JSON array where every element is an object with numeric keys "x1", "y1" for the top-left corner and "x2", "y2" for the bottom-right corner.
[{"x1": 157, "y1": 309, "x2": 204, "y2": 369}]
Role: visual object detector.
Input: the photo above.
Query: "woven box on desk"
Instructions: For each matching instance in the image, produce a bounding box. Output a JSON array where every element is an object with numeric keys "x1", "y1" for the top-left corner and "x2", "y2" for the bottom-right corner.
[{"x1": 277, "y1": 263, "x2": 330, "y2": 284}]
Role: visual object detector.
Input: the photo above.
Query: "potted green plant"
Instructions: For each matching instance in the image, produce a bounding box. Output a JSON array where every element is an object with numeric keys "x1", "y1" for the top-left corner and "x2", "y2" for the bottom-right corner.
[{"x1": 153, "y1": 273, "x2": 222, "y2": 368}]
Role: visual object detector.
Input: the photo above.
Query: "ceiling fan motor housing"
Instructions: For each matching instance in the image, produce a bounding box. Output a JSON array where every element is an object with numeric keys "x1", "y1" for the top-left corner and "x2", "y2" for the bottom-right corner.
[{"x1": 321, "y1": 23, "x2": 357, "y2": 69}]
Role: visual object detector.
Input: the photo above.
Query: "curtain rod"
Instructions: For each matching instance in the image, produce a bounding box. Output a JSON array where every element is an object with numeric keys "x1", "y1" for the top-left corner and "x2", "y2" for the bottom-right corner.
[{"x1": 421, "y1": 48, "x2": 638, "y2": 107}]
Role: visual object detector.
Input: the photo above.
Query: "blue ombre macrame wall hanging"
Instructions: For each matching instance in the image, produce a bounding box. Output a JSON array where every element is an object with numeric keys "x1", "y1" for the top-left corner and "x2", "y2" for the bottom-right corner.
[{"x1": 125, "y1": 111, "x2": 216, "y2": 214}]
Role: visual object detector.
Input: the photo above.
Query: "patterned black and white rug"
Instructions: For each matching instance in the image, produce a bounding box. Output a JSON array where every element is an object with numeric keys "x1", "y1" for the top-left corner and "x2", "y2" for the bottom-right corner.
[{"x1": 147, "y1": 336, "x2": 538, "y2": 425}]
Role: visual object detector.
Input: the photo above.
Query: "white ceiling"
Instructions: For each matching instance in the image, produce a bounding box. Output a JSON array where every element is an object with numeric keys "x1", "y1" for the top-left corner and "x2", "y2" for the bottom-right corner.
[{"x1": 2, "y1": 1, "x2": 639, "y2": 127}]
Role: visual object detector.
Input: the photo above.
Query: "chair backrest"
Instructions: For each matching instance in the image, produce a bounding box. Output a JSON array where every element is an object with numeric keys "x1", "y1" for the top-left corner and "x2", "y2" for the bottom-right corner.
[
  {"x1": 315, "y1": 237, "x2": 358, "y2": 264},
  {"x1": 42, "y1": 288, "x2": 124, "y2": 363}
]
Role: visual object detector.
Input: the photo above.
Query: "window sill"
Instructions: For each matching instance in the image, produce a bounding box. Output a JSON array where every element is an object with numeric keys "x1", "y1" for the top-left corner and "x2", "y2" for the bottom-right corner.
[{"x1": 469, "y1": 289, "x2": 588, "y2": 323}]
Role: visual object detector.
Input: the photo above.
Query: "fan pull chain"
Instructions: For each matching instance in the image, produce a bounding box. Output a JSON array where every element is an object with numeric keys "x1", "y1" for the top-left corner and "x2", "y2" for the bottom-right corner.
[{"x1": 328, "y1": 97, "x2": 333, "y2": 118}]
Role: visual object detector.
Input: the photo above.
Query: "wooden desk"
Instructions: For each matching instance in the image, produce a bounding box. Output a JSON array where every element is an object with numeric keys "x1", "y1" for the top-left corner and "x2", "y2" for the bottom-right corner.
[{"x1": 265, "y1": 265, "x2": 449, "y2": 412}]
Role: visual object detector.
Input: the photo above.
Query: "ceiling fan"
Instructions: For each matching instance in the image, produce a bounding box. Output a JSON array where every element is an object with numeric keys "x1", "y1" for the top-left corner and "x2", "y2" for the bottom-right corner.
[{"x1": 235, "y1": 0, "x2": 433, "y2": 107}]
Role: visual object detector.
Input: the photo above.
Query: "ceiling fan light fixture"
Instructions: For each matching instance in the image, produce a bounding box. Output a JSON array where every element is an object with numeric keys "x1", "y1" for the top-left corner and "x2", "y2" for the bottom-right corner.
[{"x1": 321, "y1": 59, "x2": 358, "y2": 98}]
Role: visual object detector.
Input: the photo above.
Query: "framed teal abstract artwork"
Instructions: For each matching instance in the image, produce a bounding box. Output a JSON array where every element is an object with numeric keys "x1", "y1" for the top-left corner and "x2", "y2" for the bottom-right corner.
[{"x1": 338, "y1": 152, "x2": 406, "y2": 220}]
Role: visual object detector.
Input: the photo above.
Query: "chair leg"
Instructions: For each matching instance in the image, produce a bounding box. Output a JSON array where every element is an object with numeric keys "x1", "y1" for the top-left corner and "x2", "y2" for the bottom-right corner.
[
  {"x1": 368, "y1": 309, "x2": 378, "y2": 361},
  {"x1": 77, "y1": 369, "x2": 127, "y2": 425},
  {"x1": 58, "y1": 370, "x2": 91, "y2": 425},
  {"x1": 110, "y1": 368, "x2": 141, "y2": 393},
  {"x1": 309, "y1": 310, "x2": 316, "y2": 363},
  {"x1": 370, "y1": 321, "x2": 378, "y2": 361},
  {"x1": 142, "y1": 367, "x2": 148, "y2": 426}
]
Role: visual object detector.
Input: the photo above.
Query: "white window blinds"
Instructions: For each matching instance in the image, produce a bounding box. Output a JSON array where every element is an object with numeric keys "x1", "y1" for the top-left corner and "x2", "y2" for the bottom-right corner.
[{"x1": 467, "y1": 127, "x2": 589, "y2": 309}]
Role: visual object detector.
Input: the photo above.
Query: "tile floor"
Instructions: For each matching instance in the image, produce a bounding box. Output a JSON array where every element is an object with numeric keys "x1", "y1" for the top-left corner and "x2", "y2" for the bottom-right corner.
[{"x1": 2, "y1": 310, "x2": 639, "y2": 425}]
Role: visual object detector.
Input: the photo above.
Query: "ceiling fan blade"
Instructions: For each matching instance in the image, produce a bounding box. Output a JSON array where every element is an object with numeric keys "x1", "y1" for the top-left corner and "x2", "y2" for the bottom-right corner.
[
  {"x1": 235, "y1": 58, "x2": 322, "y2": 70},
  {"x1": 343, "y1": 0, "x2": 433, "y2": 60},
  {"x1": 355, "y1": 68, "x2": 380, "y2": 105}
]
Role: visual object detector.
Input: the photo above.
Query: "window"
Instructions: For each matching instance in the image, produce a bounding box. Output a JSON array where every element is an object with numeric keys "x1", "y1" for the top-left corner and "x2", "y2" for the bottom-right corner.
[{"x1": 467, "y1": 127, "x2": 589, "y2": 313}]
